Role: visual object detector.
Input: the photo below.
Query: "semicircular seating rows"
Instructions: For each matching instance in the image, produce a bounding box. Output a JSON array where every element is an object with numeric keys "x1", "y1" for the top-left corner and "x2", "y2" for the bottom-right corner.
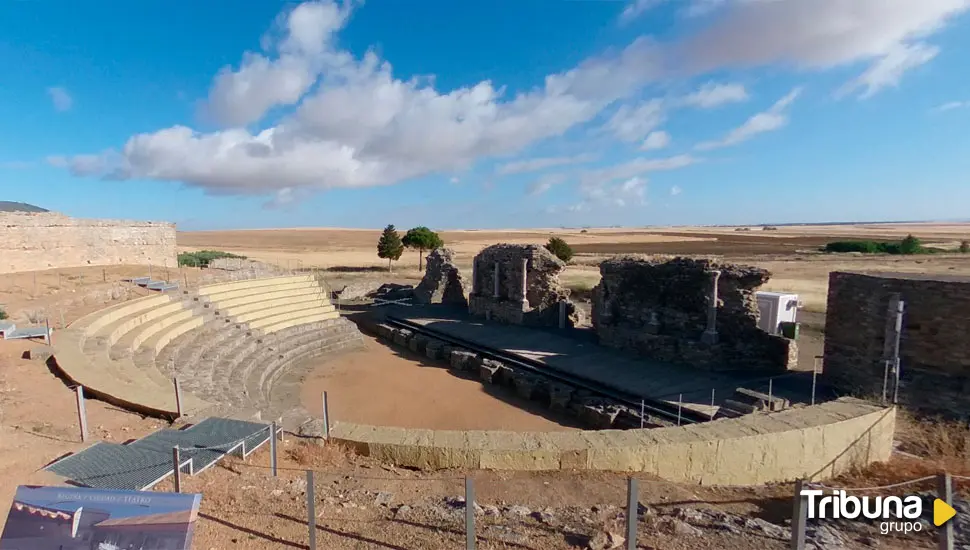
[{"x1": 53, "y1": 274, "x2": 364, "y2": 427}]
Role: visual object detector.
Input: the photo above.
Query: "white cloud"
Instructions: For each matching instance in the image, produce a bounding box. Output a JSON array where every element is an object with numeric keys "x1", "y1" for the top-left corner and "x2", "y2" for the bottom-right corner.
[
  {"x1": 496, "y1": 153, "x2": 597, "y2": 175},
  {"x1": 528, "y1": 173, "x2": 567, "y2": 196},
  {"x1": 695, "y1": 87, "x2": 801, "y2": 150},
  {"x1": 670, "y1": 184, "x2": 682, "y2": 196},
  {"x1": 683, "y1": 0, "x2": 726, "y2": 18},
  {"x1": 449, "y1": 176, "x2": 460, "y2": 184},
  {"x1": 682, "y1": 82, "x2": 748, "y2": 108},
  {"x1": 580, "y1": 175, "x2": 648, "y2": 209},
  {"x1": 640, "y1": 131, "x2": 670, "y2": 151},
  {"x1": 46, "y1": 153, "x2": 111, "y2": 176},
  {"x1": 932, "y1": 100, "x2": 968, "y2": 112},
  {"x1": 47, "y1": 87, "x2": 73, "y2": 112},
  {"x1": 581, "y1": 154, "x2": 698, "y2": 186},
  {"x1": 838, "y1": 43, "x2": 940, "y2": 99},
  {"x1": 202, "y1": 0, "x2": 354, "y2": 126},
  {"x1": 604, "y1": 99, "x2": 665, "y2": 142},
  {"x1": 619, "y1": 0, "x2": 665, "y2": 24},
  {"x1": 55, "y1": 0, "x2": 968, "y2": 196}
]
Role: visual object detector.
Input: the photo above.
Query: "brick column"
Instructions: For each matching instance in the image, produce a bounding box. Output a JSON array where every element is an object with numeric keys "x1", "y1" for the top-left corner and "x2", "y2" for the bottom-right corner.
[{"x1": 701, "y1": 270, "x2": 721, "y2": 344}]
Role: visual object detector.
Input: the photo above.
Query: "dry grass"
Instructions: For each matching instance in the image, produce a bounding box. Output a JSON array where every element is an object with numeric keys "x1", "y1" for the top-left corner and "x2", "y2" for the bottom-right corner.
[{"x1": 285, "y1": 440, "x2": 355, "y2": 468}]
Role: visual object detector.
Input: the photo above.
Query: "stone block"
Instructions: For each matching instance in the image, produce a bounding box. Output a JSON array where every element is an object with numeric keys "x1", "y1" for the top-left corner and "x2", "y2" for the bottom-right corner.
[
  {"x1": 392, "y1": 329, "x2": 412, "y2": 347},
  {"x1": 26, "y1": 345, "x2": 54, "y2": 361},
  {"x1": 408, "y1": 334, "x2": 429, "y2": 354},
  {"x1": 479, "y1": 359, "x2": 503, "y2": 383},
  {"x1": 425, "y1": 339, "x2": 445, "y2": 361},
  {"x1": 450, "y1": 350, "x2": 477, "y2": 372},
  {"x1": 548, "y1": 383, "x2": 574, "y2": 413}
]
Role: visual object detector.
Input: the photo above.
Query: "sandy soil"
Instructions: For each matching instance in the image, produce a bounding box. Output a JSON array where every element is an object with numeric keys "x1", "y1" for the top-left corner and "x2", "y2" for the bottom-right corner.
[{"x1": 300, "y1": 335, "x2": 582, "y2": 431}]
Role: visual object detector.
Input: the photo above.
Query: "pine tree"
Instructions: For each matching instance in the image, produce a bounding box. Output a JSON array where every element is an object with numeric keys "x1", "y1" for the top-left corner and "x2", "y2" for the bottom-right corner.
[
  {"x1": 377, "y1": 224, "x2": 404, "y2": 272},
  {"x1": 402, "y1": 226, "x2": 444, "y2": 270},
  {"x1": 545, "y1": 236, "x2": 573, "y2": 262}
]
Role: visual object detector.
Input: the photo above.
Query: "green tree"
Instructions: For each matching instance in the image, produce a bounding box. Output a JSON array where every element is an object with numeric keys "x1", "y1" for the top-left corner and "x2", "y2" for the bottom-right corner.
[
  {"x1": 545, "y1": 236, "x2": 574, "y2": 262},
  {"x1": 899, "y1": 234, "x2": 922, "y2": 255},
  {"x1": 376, "y1": 224, "x2": 405, "y2": 272},
  {"x1": 960, "y1": 240, "x2": 970, "y2": 253},
  {"x1": 401, "y1": 226, "x2": 443, "y2": 270},
  {"x1": 0, "y1": 307, "x2": 7, "y2": 321}
]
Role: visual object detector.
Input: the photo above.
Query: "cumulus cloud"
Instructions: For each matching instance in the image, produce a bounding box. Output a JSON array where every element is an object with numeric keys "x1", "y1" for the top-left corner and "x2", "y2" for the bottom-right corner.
[
  {"x1": 640, "y1": 131, "x2": 671, "y2": 151},
  {"x1": 47, "y1": 87, "x2": 73, "y2": 112},
  {"x1": 496, "y1": 153, "x2": 597, "y2": 175},
  {"x1": 695, "y1": 88, "x2": 801, "y2": 150},
  {"x1": 670, "y1": 184, "x2": 682, "y2": 196},
  {"x1": 55, "y1": 0, "x2": 968, "y2": 197},
  {"x1": 681, "y1": 82, "x2": 748, "y2": 108},
  {"x1": 604, "y1": 99, "x2": 665, "y2": 142}
]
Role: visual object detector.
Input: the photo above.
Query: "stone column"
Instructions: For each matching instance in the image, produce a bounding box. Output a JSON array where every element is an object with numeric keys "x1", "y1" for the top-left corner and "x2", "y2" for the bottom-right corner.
[
  {"x1": 520, "y1": 257, "x2": 529, "y2": 307},
  {"x1": 493, "y1": 261, "x2": 500, "y2": 298},
  {"x1": 701, "y1": 270, "x2": 721, "y2": 344}
]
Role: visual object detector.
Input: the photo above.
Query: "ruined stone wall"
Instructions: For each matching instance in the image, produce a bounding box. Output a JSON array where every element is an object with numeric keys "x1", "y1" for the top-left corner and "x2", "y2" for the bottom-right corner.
[
  {"x1": 413, "y1": 248, "x2": 468, "y2": 307},
  {"x1": 824, "y1": 272, "x2": 970, "y2": 414},
  {"x1": 592, "y1": 257, "x2": 796, "y2": 372},
  {"x1": 0, "y1": 212, "x2": 177, "y2": 274},
  {"x1": 468, "y1": 244, "x2": 580, "y2": 327}
]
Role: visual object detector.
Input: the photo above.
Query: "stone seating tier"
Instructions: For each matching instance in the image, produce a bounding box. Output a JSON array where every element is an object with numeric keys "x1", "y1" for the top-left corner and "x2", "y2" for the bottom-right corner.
[{"x1": 53, "y1": 275, "x2": 358, "y2": 420}]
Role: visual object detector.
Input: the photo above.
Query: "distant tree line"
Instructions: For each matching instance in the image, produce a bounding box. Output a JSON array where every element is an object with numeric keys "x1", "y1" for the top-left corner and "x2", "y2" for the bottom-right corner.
[
  {"x1": 823, "y1": 235, "x2": 941, "y2": 255},
  {"x1": 178, "y1": 250, "x2": 247, "y2": 268}
]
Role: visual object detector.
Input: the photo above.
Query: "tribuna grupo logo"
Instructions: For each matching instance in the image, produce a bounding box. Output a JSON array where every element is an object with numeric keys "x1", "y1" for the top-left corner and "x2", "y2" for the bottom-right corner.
[{"x1": 800, "y1": 488, "x2": 953, "y2": 535}]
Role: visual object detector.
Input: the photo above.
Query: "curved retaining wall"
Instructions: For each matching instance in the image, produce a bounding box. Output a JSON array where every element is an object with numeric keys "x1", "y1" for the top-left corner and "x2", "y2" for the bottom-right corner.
[{"x1": 330, "y1": 397, "x2": 895, "y2": 485}]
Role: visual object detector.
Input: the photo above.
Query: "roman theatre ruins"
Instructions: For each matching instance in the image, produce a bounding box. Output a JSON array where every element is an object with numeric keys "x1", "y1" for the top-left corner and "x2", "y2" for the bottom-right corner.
[{"x1": 6, "y1": 212, "x2": 896, "y2": 486}]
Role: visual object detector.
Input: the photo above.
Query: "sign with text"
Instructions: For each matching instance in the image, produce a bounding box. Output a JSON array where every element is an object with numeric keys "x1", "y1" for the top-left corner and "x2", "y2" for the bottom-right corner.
[{"x1": 0, "y1": 485, "x2": 202, "y2": 550}]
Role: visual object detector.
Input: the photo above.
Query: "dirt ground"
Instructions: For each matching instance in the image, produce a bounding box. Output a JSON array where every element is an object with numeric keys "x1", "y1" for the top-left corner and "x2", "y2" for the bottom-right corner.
[{"x1": 300, "y1": 334, "x2": 583, "y2": 431}]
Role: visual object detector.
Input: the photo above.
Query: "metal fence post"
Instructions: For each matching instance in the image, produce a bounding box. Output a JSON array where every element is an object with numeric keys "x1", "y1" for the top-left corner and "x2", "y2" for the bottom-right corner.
[
  {"x1": 322, "y1": 391, "x2": 330, "y2": 440},
  {"x1": 75, "y1": 386, "x2": 88, "y2": 442},
  {"x1": 938, "y1": 473, "x2": 954, "y2": 550},
  {"x1": 710, "y1": 388, "x2": 716, "y2": 420},
  {"x1": 626, "y1": 477, "x2": 638, "y2": 550},
  {"x1": 172, "y1": 446, "x2": 182, "y2": 493},
  {"x1": 270, "y1": 422, "x2": 278, "y2": 477},
  {"x1": 173, "y1": 377, "x2": 183, "y2": 418},
  {"x1": 676, "y1": 394, "x2": 683, "y2": 426},
  {"x1": 639, "y1": 400, "x2": 645, "y2": 429},
  {"x1": 811, "y1": 356, "x2": 820, "y2": 406},
  {"x1": 307, "y1": 470, "x2": 317, "y2": 550},
  {"x1": 465, "y1": 477, "x2": 476, "y2": 550},
  {"x1": 790, "y1": 479, "x2": 806, "y2": 550}
]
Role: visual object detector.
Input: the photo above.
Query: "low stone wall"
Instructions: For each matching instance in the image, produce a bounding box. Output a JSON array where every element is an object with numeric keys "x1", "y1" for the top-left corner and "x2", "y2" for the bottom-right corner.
[
  {"x1": 331, "y1": 398, "x2": 895, "y2": 485},
  {"x1": 468, "y1": 244, "x2": 580, "y2": 328},
  {"x1": 824, "y1": 271, "x2": 970, "y2": 415},
  {"x1": 592, "y1": 257, "x2": 796, "y2": 372}
]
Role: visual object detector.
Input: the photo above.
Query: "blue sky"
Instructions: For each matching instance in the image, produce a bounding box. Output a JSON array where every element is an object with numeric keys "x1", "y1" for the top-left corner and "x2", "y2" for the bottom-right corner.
[{"x1": 1, "y1": 0, "x2": 969, "y2": 230}]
